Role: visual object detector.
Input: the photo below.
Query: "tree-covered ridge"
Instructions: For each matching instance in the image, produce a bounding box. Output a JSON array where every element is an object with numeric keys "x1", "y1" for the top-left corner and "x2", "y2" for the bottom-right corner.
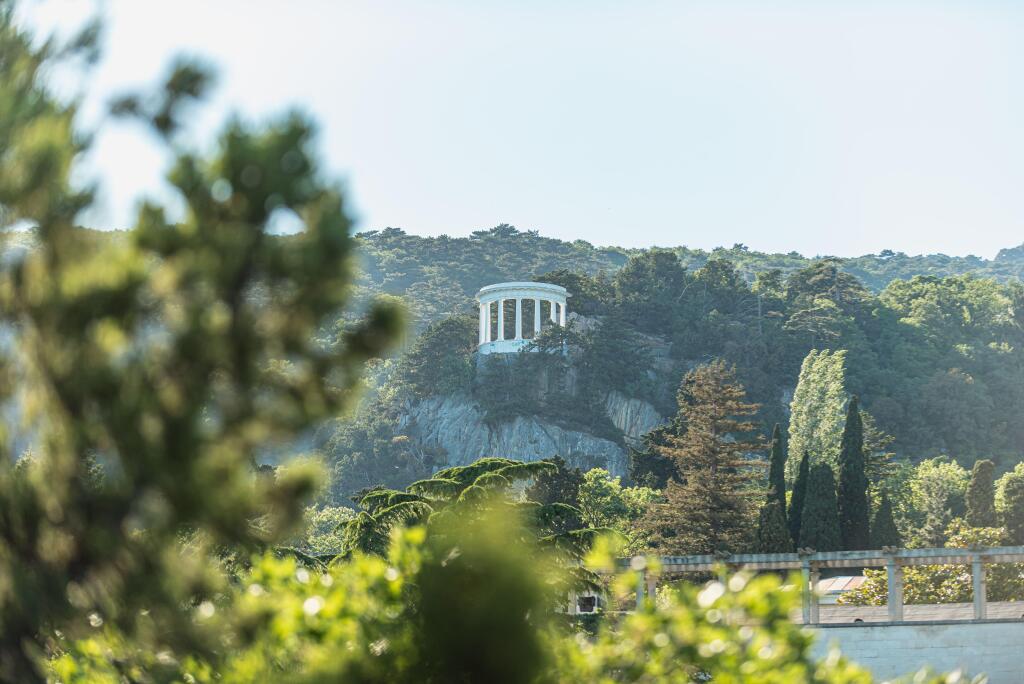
[
  {"x1": 354, "y1": 225, "x2": 1024, "y2": 331},
  {"x1": 332, "y1": 246, "x2": 1024, "y2": 498},
  {"x1": 342, "y1": 224, "x2": 1024, "y2": 477}
]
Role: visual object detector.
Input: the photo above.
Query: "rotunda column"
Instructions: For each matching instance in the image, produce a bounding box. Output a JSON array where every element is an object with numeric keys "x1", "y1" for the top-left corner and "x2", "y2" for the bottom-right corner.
[
  {"x1": 559, "y1": 300, "x2": 566, "y2": 326},
  {"x1": 498, "y1": 298, "x2": 505, "y2": 340},
  {"x1": 549, "y1": 300, "x2": 557, "y2": 323},
  {"x1": 479, "y1": 303, "x2": 486, "y2": 345},
  {"x1": 534, "y1": 298, "x2": 541, "y2": 337},
  {"x1": 515, "y1": 298, "x2": 523, "y2": 339}
]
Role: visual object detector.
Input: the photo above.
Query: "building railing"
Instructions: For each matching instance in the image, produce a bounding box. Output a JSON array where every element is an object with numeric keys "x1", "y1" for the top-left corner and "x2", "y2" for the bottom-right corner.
[{"x1": 625, "y1": 546, "x2": 1024, "y2": 625}]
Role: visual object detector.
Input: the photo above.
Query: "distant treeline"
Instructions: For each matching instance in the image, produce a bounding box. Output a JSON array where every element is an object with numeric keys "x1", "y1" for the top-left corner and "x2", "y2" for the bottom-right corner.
[{"x1": 353, "y1": 224, "x2": 1024, "y2": 330}]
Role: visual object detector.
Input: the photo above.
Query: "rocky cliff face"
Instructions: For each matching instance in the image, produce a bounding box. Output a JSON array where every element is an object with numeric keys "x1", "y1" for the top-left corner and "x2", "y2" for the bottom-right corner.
[
  {"x1": 604, "y1": 390, "x2": 665, "y2": 448},
  {"x1": 394, "y1": 391, "x2": 665, "y2": 477}
]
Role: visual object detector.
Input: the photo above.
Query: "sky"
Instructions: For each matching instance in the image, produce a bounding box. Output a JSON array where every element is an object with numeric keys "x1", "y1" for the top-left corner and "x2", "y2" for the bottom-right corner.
[{"x1": 19, "y1": 0, "x2": 1024, "y2": 257}]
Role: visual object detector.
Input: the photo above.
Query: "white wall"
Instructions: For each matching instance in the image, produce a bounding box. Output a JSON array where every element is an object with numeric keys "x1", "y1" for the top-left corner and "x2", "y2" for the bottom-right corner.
[{"x1": 810, "y1": 621, "x2": 1024, "y2": 683}]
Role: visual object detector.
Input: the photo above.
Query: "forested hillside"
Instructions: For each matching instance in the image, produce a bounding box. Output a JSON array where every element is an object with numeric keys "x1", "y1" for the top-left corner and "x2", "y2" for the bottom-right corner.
[
  {"x1": 328, "y1": 226, "x2": 1024, "y2": 503},
  {"x1": 353, "y1": 225, "x2": 1024, "y2": 331}
]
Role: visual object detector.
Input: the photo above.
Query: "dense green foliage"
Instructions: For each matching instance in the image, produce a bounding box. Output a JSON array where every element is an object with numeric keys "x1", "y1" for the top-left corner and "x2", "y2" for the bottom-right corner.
[
  {"x1": 472, "y1": 322, "x2": 635, "y2": 440},
  {"x1": 756, "y1": 500, "x2": 794, "y2": 553},
  {"x1": 355, "y1": 227, "x2": 1024, "y2": 335},
  {"x1": 389, "y1": 315, "x2": 478, "y2": 399},
  {"x1": 994, "y1": 461, "x2": 1024, "y2": 512},
  {"x1": 766, "y1": 423, "x2": 787, "y2": 512},
  {"x1": 799, "y1": 465, "x2": 842, "y2": 552},
  {"x1": 525, "y1": 457, "x2": 584, "y2": 519},
  {"x1": 908, "y1": 458, "x2": 970, "y2": 547},
  {"x1": 560, "y1": 567, "x2": 884, "y2": 682},
  {"x1": 0, "y1": 8, "x2": 408, "y2": 680},
  {"x1": 53, "y1": 520, "x2": 907, "y2": 683},
  {"x1": 837, "y1": 396, "x2": 871, "y2": 550},
  {"x1": 788, "y1": 350, "x2": 848, "y2": 475},
  {"x1": 338, "y1": 458, "x2": 588, "y2": 563},
  {"x1": 870, "y1": 493, "x2": 902, "y2": 549},
  {"x1": 289, "y1": 504, "x2": 353, "y2": 557},
  {"x1": 965, "y1": 459, "x2": 997, "y2": 528},
  {"x1": 1002, "y1": 470, "x2": 1024, "y2": 545},
  {"x1": 788, "y1": 452, "x2": 810, "y2": 547},
  {"x1": 576, "y1": 468, "x2": 658, "y2": 555}
]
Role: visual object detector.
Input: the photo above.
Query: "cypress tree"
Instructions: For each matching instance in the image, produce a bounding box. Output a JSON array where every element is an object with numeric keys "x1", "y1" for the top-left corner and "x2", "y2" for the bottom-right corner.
[
  {"x1": 799, "y1": 464, "x2": 842, "y2": 552},
  {"x1": 870, "y1": 492, "x2": 901, "y2": 548},
  {"x1": 1002, "y1": 472, "x2": 1024, "y2": 545},
  {"x1": 787, "y1": 452, "x2": 810, "y2": 547},
  {"x1": 766, "y1": 423, "x2": 787, "y2": 512},
  {"x1": 837, "y1": 396, "x2": 870, "y2": 550},
  {"x1": 756, "y1": 499, "x2": 793, "y2": 553},
  {"x1": 966, "y1": 459, "x2": 997, "y2": 528},
  {"x1": 787, "y1": 349, "x2": 847, "y2": 477}
]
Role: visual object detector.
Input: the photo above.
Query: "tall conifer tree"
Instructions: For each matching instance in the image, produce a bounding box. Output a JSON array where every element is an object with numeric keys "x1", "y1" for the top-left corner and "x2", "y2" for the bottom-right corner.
[
  {"x1": 966, "y1": 459, "x2": 997, "y2": 528},
  {"x1": 787, "y1": 349, "x2": 847, "y2": 478},
  {"x1": 1003, "y1": 472, "x2": 1024, "y2": 545},
  {"x1": 799, "y1": 464, "x2": 842, "y2": 551},
  {"x1": 837, "y1": 396, "x2": 870, "y2": 550},
  {"x1": 641, "y1": 360, "x2": 764, "y2": 555},
  {"x1": 788, "y1": 452, "x2": 810, "y2": 547},
  {"x1": 756, "y1": 499, "x2": 794, "y2": 553},
  {"x1": 766, "y1": 423, "x2": 787, "y2": 512},
  {"x1": 870, "y1": 492, "x2": 901, "y2": 548}
]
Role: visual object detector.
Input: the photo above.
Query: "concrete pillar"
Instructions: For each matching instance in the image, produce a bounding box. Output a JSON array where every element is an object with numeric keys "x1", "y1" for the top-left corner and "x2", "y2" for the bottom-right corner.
[
  {"x1": 484, "y1": 302, "x2": 491, "y2": 343},
  {"x1": 534, "y1": 298, "x2": 541, "y2": 337},
  {"x1": 559, "y1": 300, "x2": 566, "y2": 325},
  {"x1": 515, "y1": 298, "x2": 523, "y2": 339},
  {"x1": 801, "y1": 561, "x2": 820, "y2": 625},
  {"x1": 809, "y1": 565, "x2": 820, "y2": 625},
  {"x1": 550, "y1": 300, "x2": 557, "y2": 323},
  {"x1": 498, "y1": 298, "x2": 505, "y2": 341},
  {"x1": 479, "y1": 303, "x2": 486, "y2": 345},
  {"x1": 886, "y1": 559, "x2": 904, "y2": 622},
  {"x1": 972, "y1": 556, "x2": 987, "y2": 620},
  {"x1": 635, "y1": 570, "x2": 646, "y2": 611},
  {"x1": 646, "y1": 574, "x2": 657, "y2": 603},
  {"x1": 801, "y1": 561, "x2": 811, "y2": 624}
]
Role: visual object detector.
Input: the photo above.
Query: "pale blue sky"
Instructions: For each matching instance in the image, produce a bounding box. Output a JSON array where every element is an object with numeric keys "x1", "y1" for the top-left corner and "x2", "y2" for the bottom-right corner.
[{"x1": 22, "y1": 0, "x2": 1024, "y2": 257}]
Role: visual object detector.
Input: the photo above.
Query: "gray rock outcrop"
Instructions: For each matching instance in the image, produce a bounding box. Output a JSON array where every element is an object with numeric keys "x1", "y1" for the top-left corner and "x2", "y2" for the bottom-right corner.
[
  {"x1": 395, "y1": 393, "x2": 632, "y2": 476},
  {"x1": 604, "y1": 390, "x2": 665, "y2": 448}
]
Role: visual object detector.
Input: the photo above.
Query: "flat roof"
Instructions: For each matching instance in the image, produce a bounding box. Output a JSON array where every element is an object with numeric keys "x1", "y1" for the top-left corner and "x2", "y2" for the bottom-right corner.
[{"x1": 476, "y1": 281, "x2": 569, "y2": 297}]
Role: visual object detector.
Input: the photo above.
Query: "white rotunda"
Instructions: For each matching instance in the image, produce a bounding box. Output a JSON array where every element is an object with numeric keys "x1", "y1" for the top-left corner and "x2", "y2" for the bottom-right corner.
[{"x1": 476, "y1": 282, "x2": 569, "y2": 354}]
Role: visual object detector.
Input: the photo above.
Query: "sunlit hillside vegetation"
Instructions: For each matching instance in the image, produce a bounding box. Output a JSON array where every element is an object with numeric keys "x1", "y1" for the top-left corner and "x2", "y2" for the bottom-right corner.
[{"x1": 328, "y1": 231, "x2": 1024, "y2": 504}]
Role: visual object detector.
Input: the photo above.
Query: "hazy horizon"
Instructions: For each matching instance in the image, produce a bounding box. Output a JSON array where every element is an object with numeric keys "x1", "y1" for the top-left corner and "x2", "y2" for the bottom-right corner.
[{"x1": 22, "y1": 0, "x2": 1024, "y2": 259}]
